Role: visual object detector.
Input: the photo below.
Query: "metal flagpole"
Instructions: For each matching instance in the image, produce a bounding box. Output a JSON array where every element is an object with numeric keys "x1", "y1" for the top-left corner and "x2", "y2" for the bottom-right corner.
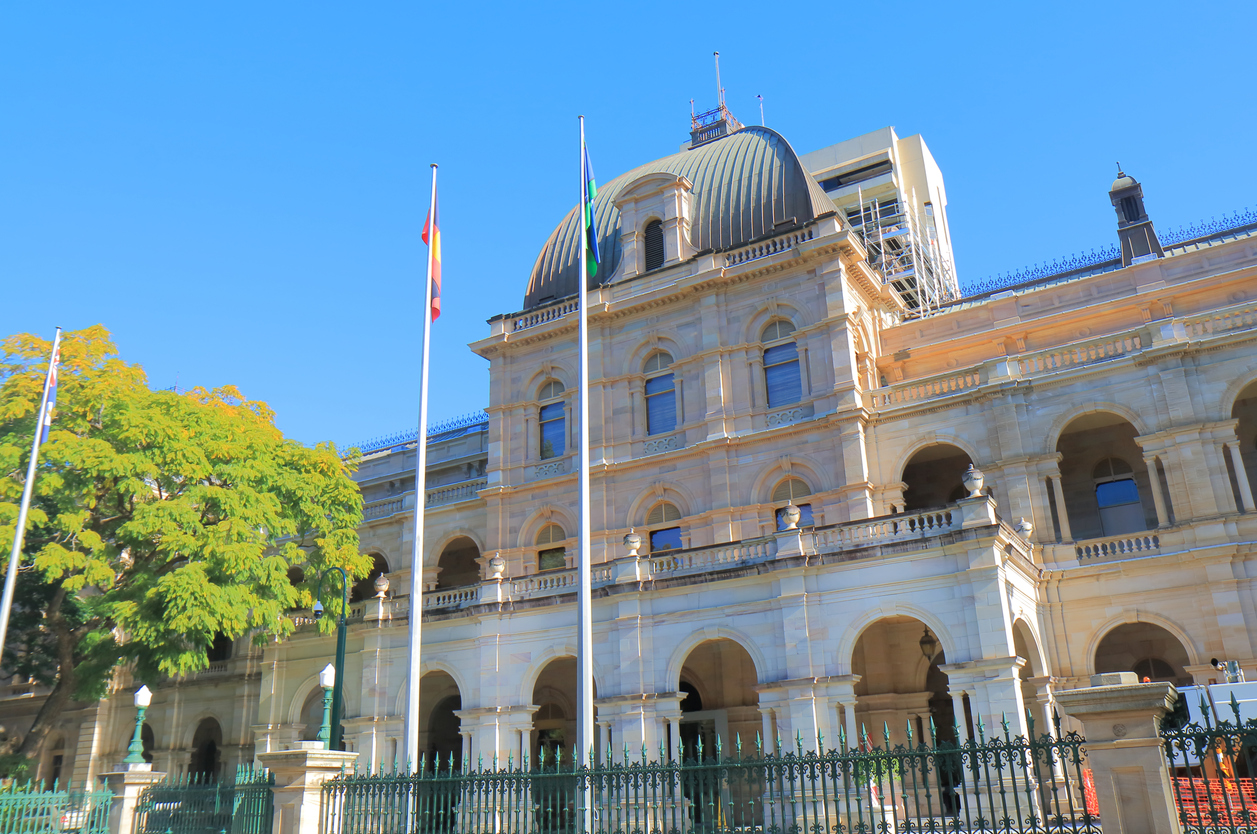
[
  {"x1": 576, "y1": 116, "x2": 595, "y2": 830},
  {"x1": 404, "y1": 164, "x2": 438, "y2": 773},
  {"x1": 0, "y1": 327, "x2": 62, "y2": 668}
]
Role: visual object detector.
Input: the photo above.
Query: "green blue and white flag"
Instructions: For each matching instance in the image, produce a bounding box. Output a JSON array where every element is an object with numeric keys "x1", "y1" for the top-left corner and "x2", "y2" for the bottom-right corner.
[{"x1": 582, "y1": 142, "x2": 599, "y2": 277}]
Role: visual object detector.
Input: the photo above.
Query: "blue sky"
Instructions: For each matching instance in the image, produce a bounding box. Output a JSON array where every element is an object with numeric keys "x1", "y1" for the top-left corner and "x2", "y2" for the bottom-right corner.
[{"x1": 3, "y1": 2, "x2": 1254, "y2": 448}]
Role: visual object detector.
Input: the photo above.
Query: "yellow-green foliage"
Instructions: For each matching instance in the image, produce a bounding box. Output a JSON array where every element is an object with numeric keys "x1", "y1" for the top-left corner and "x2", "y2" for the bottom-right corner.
[{"x1": 0, "y1": 326, "x2": 366, "y2": 695}]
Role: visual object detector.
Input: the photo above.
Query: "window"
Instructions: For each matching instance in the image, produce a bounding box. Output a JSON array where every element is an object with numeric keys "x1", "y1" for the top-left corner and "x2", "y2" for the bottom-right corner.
[
  {"x1": 536, "y1": 524, "x2": 567, "y2": 571},
  {"x1": 538, "y1": 381, "x2": 566, "y2": 460},
  {"x1": 644, "y1": 351, "x2": 676, "y2": 435},
  {"x1": 644, "y1": 220, "x2": 665, "y2": 271},
  {"x1": 772, "y1": 477, "x2": 814, "y2": 529},
  {"x1": 762, "y1": 321, "x2": 802, "y2": 408},
  {"x1": 1119, "y1": 195, "x2": 1140, "y2": 223},
  {"x1": 647, "y1": 502, "x2": 682, "y2": 551},
  {"x1": 1094, "y1": 457, "x2": 1145, "y2": 536}
]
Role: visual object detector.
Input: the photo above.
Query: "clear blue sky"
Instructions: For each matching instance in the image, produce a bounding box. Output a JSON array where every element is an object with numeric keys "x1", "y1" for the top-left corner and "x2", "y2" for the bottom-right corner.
[{"x1": 3, "y1": 2, "x2": 1254, "y2": 448}]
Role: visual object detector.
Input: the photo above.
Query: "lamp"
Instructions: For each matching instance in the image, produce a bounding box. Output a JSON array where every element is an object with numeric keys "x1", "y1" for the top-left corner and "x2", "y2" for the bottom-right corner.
[
  {"x1": 919, "y1": 627, "x2": 939, "y2": 662},
  {"x1": 312, "y1": 566, "x2": 350, "y2": 750},
  {"x1": 317, "y1": 663, "x2": 336, "y2": 747},
  {"x1": 123, "y1": 685, "x2": 152, "y2": 765}
]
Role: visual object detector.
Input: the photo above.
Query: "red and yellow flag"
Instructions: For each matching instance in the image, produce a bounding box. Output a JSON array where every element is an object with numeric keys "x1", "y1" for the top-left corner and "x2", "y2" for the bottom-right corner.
[{"x1": 422, "y1": 191, "x2": 442, "y2": 321}]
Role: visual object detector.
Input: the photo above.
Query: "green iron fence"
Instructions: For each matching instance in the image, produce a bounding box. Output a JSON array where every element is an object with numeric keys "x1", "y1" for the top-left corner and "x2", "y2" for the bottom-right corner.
[
  {"x1": 133, "y1": 765, "x2": 273, "y2": 834},
  {"x1": 0, "y1": 781, "x2": 112, "y2": 834},
  {"x1": 1163, "y1": 691, "x2": 1257, "y2": 833},
  {"x1": 324, "y1": 712, "x2": 1098, "y2": 834}
]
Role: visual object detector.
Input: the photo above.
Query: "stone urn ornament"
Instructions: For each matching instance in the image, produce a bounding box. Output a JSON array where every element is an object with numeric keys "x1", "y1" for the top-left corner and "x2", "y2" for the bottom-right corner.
[
  {"x1": 781, "y1": 502, "x2": 802, "y2": 531},
  {"x1": 373, "y1": 573, "x2": 390, "y2": 599},
  {"x1": 1015, "y1": 517, "x2": 1034, "y2": 538},
  {"x1": 489, "y1": 553, "x2": 506, "y2": 579},
  {"x1": 962, "y1": 464, "x2": 984, "y2": 498},
  {"x1": 624, "y1": 529, "x2": 642, "y2": 557}
]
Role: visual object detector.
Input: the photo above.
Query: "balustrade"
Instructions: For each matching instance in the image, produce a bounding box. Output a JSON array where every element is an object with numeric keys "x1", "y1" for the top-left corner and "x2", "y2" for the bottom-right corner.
[
  {"x1": 812, "y1": 508, "x2": 958, "y2": 551},
  {"x1": 425, "y1": 478, "x2": 487, "y2": 507},
  {"x1": 1183, "y1": 298, "x2": 1257, "y2": 339},
  {"x1": 1075, "y1": 532, "x2": 1160, "y2": 561},
  {"x1": 724, "y1": 227, "x2": 817, "y2": 267},
  {"x1": 1016, "y1": 330, "x2": 1143, "y2": 375}
]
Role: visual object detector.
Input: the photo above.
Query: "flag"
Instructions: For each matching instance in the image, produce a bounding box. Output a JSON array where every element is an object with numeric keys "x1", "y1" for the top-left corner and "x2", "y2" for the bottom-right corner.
[
  {"x1": 422, "y1": 191, "x2": 442, "y2": 321},
  {"x1": 582, "y1": 142, "x2": 599, "y2": 277},
  {"x1": 40, "y1": 340, "x2": 62, "y2": 445}
]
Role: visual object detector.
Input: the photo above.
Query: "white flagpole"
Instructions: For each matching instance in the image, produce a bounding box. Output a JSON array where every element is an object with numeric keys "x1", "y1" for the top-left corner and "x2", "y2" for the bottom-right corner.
[
  {"x1": 0, "y1": 327, "x2": 62, "y2": 668},
  {"x1": 576, "y1": 116, "x2": 595, "y2": 797},
  {"x1": 404, "y1": 164, "x2": 438, "y2": 774}
]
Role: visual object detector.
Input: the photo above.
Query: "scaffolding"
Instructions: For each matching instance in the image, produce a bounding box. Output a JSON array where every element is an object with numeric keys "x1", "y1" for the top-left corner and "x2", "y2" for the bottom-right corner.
[{"x1": 847, "y1": 189, "x2": 959, "y2": 313}]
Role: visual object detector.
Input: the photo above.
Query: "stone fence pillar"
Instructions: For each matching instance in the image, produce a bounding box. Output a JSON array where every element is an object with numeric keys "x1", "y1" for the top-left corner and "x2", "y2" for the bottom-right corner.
[
  {"x1": 98, "y1": 762, "x2": 166, "y2": 834},
  {"x1": 257, "y1": 742, "x2": 358, "y2": 834},
  {"x1": 1055, "y1": 672, "x2": 1181, "y2": 834}
]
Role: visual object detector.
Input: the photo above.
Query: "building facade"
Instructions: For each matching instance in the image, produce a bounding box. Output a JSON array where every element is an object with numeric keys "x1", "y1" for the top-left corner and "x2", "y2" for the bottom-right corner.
[{"x1": 6, "y1": 120, "x2": 1257, "y2": 785}]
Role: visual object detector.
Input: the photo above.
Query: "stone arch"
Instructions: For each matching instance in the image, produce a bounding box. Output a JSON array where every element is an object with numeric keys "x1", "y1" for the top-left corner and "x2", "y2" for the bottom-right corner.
[
  {"x1": 625, "y1": 482, "x2": 699, "y2": 528},
  {"x1": 889, "y1": 435, "x2": 984, "y2": 486},
  {"x1": 1012, "y1": 618, "x2": 1048, "y2": 678},
  {"x1": 390, "y1": 657, "x2": 475, "y2": 717},
  {"x1": 623, "y1": 331, "x2": 688, "y2": 377},
  {"x1": 524, "y1": 362, "x2": 576, "y2": 399},
  {"x1": 351, "y1": 552, "x2": 390, "y2": 602},
  {"x1": 664, "y1": 626, "x2": 769, "y2": 693},
  {"x1": 741, "y1": 300, "x2": 815, "y2": 345},
  {"x1": 1085, "y1": 612, "x2": 1200, "y2": 679},
  {"x1": 181, "y1": 711, "x2": 226, "y2": 750},
  {"x1": 897, "y1": 442, "x2": 976, "y2": 512},
  {"x1": 1055, "y1": 410, "x2": 1158, "y2": 539},
  {"x1": 516, "y1": 644, "x2": 605, "y2": 706},
  {"x1": 426, "y1": 528, "x2": 487, "y2": 568},
  {"x1": 747, "y1": 456, "x2": 829, "y2": 505},
  {"x1": 1043, "y1": 402, "x2": 1151, "y2": 458},
  {"x1": 189, "y1": 717, "x2": 224, "y2": 780},
  {"x1": 834, "y1": 603, "x2": 960, "y2": 676},
  {"x1": 516, "y1": 505, "x2": 579, "y2": 550},
  {"x1": 1219, "y1": 370, "x2": 1257, "y2": 423},
  {"x1": 434, "y1": 535, "x2": 481, "y2": 589}
]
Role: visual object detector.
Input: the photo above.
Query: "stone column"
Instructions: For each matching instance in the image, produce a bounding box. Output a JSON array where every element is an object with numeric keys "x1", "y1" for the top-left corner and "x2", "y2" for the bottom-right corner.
[
  {"x1": 1054, "y1": 674, "x2": 1181, "y2": 834},
  {"x1": 98, "y1": 763, "x2": 167, "y2": 834},
  {"x1": 1048, "y1": 473, "x2": 1073, "y2": 542},
  {"x1": 1143, "y1": 456, "x2": 1171, "y2": 527},
  {"x1": 1225, "y1": 442, "x2": 1257, "y2": 512},
  {"x1": 258, "y1": 742, "x2": 359, "y2": 834},
  {"x1": 950, "y1": 692, "x2": 971, "y2": 742},
  {"x1": 749, "y1": 355, "x2": 766, "y2": 410}
]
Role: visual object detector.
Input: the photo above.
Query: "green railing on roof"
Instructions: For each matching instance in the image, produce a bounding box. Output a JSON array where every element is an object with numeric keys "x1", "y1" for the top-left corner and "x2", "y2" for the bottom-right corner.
[
  {"x1": 0, "y1": 781, "x2": 112, "y2": 834},
  {"x1": 324, "y1": 712, "x2": 1098, "y2": 834},
  {"x1": 133, "y1": 765, "x2": 273, "y2": 834}
]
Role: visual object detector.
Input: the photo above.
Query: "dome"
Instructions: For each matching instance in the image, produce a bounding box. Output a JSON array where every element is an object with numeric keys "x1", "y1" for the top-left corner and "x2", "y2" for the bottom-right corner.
[
  {"x1": 522, "y1": 127, "x2": 836, "y2": 310},
  {"x1": 1111, "y1": 173, "x2": 1138, "y2": 191}
]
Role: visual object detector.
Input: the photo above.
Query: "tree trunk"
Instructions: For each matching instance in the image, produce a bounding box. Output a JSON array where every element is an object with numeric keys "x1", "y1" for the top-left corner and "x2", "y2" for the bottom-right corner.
[{"x1": 17, "y1": 588, "x2": 78, "y2": 761}]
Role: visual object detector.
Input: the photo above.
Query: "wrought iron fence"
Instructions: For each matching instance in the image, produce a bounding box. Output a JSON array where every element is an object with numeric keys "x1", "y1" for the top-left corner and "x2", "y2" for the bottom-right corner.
[
  {"x1": 0, "y1": 781, "x2": 112, "y2": 834},
  {"x1": 1163, "y1": 691, "x2": 1257, "y2": 833},
  {"x1": 324, "y1": 713, "x2": 1098, "y2": 834},
  {"x1": 133, "y1": 765, "x2": 273, "y2": 834}
]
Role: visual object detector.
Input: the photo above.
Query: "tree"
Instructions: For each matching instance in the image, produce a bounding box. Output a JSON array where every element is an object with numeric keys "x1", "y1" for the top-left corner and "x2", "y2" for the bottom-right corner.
[{"x1": 0, "y1": 326, "x2": 366, "y2": 764}]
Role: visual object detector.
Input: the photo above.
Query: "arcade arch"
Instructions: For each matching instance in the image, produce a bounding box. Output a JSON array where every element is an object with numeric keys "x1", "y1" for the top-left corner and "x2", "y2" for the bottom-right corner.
[
  {"x1": 900, "y1": 444, "x2": 973, "y2": 511},
  {"x1": 1094, "y1": 622, "x2": 1192, "y2": 685},
  {"x1": 529, "y1": 657, "x2": 598, "y2": 764},
  {"x1": 1055, "y1": 412, "x2": 1158, "y2": 540},
  {"x1": 420, "y1": 671, "x2": 463, "y2": 771},
  {"x1": 351, "y1": 553, "x2": 390, "y2": 602},
  {"x1": 189, "y1": 718, "x2": 223, "y2": 780},
  {"x1": 851, "y1": 616, "x2": 957, "y2": 749},
  {"x1": 677, "y1": 638, "x2": 759, "y2": 757},
  {"x1": 1231, "y1": 380, "x2": 1257, "y2": 507},
  {"x1": 435, "y1": 536, "x2": 480, "y2": 589}
]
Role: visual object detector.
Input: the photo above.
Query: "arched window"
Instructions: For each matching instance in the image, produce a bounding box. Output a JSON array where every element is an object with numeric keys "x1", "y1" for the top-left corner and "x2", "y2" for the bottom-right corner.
[
  {"x1": 646, "y1": 502, "x2": 682, "y2": 552},
  {"x1": 644, "y1": 351, "x2": 677, "y2": 436},
  {"x1": 1093, "y1": 457, "x2": 1144, "y2": 536},
  {"x1": 536, "y1": 524, "x2": 567, "y2": 571},
  {"x1": 538, "y1": 381, "x2": 566, "y2": 460},
  {"x1": 351, "y1": 553, "x2": 390, "y2": 602},
  {"x1": 772, "y1": 478, "x2": 814, "y2": 529},
  {"x1": 206, "y1": 633, "x2": 232, "y2": 663},
  {"x1": 644, "y1": 220, "x2": 665, "y2": 271},
  {"x1": 761, "y1": 320, "x2": 802, "y2": 408}
]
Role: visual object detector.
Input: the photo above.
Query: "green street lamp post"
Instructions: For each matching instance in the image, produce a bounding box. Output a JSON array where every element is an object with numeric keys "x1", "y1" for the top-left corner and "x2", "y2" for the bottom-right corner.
[
  {"x1": 312, "y1": 566, "x2": 349, "y2": 751},
  {"x1": 316, "y1": 663, "x2": 336, "y2": 748},
  {"x1": 123, "y1": 685, "x2": 152, "y2": 765}
]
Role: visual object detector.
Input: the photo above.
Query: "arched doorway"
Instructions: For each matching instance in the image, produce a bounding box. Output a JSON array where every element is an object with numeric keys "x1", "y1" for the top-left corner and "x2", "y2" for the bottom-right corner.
[
  {"x1": 420, "y1": 671, "x2": 462, "y2": 771},
  {"x1": 299, "y1": 688, "x2": 346, "y2": 744},
  {"x1": 530, "y1": 657, "x2": 581, "y2": 766},
  {"x1": 189, "y1": 718, "x2": 223, "y2": 781},
  {"x1": 1056, "y1": 413, "x2": 1159, "y2": 539},
  {"x1": 1094, "y1": 622, "x2": 1193, "y2": 685},
  {"x1": 852, "y1": 617, "x2": 954, "y2": 748},
  {"x1": 351, "y1": 553, "x2": 390, "y2": 602},
  {"x1": 436, "y1": 537, "x2": 481, "y2": 589},
  {"x1": 1012, "y1": 620, "x2": 1051, "y2": 735},
  {"x1": 901, "y1": 444, "x2": 973, "y2": 511},
  {"x1": 1230, "y1": 381, "x2": 1257, "y2": 508}
]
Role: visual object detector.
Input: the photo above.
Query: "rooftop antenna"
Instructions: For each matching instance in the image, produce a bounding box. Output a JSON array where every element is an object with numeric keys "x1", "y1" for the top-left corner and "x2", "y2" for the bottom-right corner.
[
  {"x1": 1116, "y1": 161, "x2": 1123, "y2": 175},
  {"x1": 690, "y1": 98, "x2": 695, "y2": 120},
  {"x1": 757, "y1": 94, "x2": 764, "y2": 126},
  {"x1": 714, "y1": 51, "x2": 724, "y2": 107}
]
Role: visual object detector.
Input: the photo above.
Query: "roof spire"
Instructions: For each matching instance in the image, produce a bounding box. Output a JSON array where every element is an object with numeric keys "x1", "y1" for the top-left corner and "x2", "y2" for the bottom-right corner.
[{"x1": 714, "y1": 52, "x2": 724, "y2": 108}]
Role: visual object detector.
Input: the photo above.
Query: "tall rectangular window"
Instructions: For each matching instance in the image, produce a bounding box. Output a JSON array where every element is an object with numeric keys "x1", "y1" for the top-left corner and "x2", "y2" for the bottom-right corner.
[
  {"x1": 649, "y1": 527, "x2": 682, "y2": 552},
  {"x1": 645, "y1": 373, "x2": 677, "y2": 435},
  {"x1": 764, "y1": 342, "x2": 802, "y2": 407},
  {"x1": 539, "y1": 402, "x2": 565, "y2": 459}
]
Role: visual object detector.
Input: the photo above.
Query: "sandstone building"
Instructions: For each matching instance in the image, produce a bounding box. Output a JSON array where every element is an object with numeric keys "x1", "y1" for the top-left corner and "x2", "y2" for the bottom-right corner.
[{"x1": 8, "y1": 116, "x2": 1257, "y2": 785}]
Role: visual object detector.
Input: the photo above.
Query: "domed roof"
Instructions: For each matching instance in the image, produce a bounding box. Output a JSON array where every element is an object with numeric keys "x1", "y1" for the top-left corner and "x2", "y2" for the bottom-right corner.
[
  {"x1": 523, "y1": 127, "x2": 835, "y2": 310},
  {"x1": 1111, "y1": 172, "x2": 1138, "y2": 191}
]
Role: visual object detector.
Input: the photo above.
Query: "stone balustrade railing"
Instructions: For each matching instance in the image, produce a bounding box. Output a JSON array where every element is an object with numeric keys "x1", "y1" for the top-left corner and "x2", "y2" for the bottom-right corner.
[
  {"x1": 649, "y1": 537, "x2": 776, "y2": 577},
  {"x1": 424, "y1": 586, "x2": 478, "y2": 609},
  {"x1": 873, "y1": 368, "x2": 983, "y2": 407},
  {"x1": 510, "y1": 300, "x2": 580, "y2": 333},
  {"x1": 1182, "y1": 298, "x2": 1257, "y2": 339},
  {"x1": 1075, "y1": 532, "x2": 1161, "y2": 561},
  {"x1": 812, "y1": 508, "x2": 958, "y2": 551},
  {"x1": 1016, "y1": 330, "x2": 1144, "y2": 376},
  {"x1": 363, "y1": 497, "x2": 405, "y2": 521},
  {"x1": 724, "y1": 227, "x2": 817, "y2": 267},
  {"x1": 426, "y1": 478, "x2": 487, "y2": 507}
]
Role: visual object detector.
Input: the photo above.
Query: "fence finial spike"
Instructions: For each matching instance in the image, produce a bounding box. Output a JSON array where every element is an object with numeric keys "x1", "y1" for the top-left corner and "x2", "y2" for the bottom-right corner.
[
  {"x1": 882, "y1": 721, "x2": 890, "y2": 745},
  {"x1": 905, "y1": 719, "x2": 913, "y2": 746},
  {"x1": 1230, "y1": 691, "x2": 1242, "y2": 725},
  {"x1": 838, "y1": 725, "x2": 846, "y2": 751},
  {"x1": 1025, "y1": 708, "x2": 1036, "y2": 737}
]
